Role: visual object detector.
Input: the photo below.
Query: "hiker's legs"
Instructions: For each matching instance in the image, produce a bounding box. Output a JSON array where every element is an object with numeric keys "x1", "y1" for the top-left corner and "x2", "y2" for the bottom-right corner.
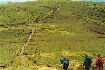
[
  {"x1": 63, "y1": 67, "x2": 67, "y2": 70},
  {"x1": 100, "y1": 67, "x2": 103, "y2": 70},
  {"x1": 85, "y1": 68, "x2": 90, "y2": 70},
  {"x1": 101, "y1": 66, "x2": 103, "y2": 70},
  {"x1": 96, "y1": 67, "x2": 99, "y2": 70},
  {"x1": 96, "y1": 66, "x2": 103, "y2": 70},
  {"x1": 63, "y1": 64, "x2": 68, "y2": 70},
  {"x1": 96, "y1": 67, "x2": 102, "y2": 70},
  {"x1": 85, "y1": 66, "x2": 90, "y2": 70},
  {"x1": 63, "y1": 67, "x2": 68, "y2": 70},
  {"x1": 63, "y1": 69, "x2": 67, "y2": 70},
  {"x1": 96, "y1": 65, "x2": 99, "y2": 70}
]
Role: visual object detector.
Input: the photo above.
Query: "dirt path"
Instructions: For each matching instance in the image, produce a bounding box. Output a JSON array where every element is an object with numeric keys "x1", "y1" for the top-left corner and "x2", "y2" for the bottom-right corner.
[{"x1": 20, "y1": 28, "x2": 35, "y2": 55}]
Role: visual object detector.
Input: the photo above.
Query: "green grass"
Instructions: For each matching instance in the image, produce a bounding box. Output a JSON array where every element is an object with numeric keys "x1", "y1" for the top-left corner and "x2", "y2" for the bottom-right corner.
[{"x1": 0, "y1": 0, "x2": 105, "y2": 70}]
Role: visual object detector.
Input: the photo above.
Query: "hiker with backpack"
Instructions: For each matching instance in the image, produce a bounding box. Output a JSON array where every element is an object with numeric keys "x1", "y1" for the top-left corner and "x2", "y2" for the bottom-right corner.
[
  {"x1": 96, "y1": 54, "x2": 104, "y2": 70},
  {"x1": 83, "y1": 55, "x2": 92, "y2": 70},
  {"x1": 60, "y1": 56, "x2": 69, "y2": 70}
]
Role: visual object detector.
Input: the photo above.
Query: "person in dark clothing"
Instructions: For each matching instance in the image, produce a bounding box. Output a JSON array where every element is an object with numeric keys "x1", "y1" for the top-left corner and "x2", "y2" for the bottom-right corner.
[
  {"x1": 60, "y1": 56, "x2": 69, "y2": 70},
  {"x1": 83, "y1": 55, "x2": 92, "y2": 70}
]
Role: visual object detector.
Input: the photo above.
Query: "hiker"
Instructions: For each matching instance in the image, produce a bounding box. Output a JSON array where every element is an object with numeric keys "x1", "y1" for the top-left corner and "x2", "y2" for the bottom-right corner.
[
  {"x1": 60, "y1": 56, "x2": 69, "y2": 70},
  {"x1": 83, "y1": 55, "x2": 92, "y2": 70},
  {"x1": 96, "y1": 54, "x2": 104, "y2": 70}
]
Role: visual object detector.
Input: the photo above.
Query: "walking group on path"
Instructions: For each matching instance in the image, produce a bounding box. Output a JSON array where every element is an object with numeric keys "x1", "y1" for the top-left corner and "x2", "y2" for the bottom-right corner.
[{"x1": 60, "y1": 54, "x2": 104, "y2": 70}]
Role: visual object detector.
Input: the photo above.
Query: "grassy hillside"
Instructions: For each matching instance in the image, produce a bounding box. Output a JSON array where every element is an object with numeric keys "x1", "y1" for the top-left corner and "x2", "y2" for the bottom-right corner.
[{"x1": 0, "y1": 0, "x2": 105, "y2": 70}]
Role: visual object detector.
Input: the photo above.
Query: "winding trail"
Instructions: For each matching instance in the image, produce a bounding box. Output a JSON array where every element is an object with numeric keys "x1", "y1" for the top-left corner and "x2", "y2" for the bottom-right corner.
[{"x1": 20, "y1": 28, "x2": 35, "y2": 55}]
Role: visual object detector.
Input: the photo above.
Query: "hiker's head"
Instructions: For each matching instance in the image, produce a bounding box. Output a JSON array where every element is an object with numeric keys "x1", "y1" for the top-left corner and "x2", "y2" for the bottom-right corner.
[
  {"x1": 61, "y1": 56, "x2": 63, "y2": 58},
  {"x1": 85, "y1": 54, "x2": 88, "y2": 58},
  {"x1": 60, "y1": 56, "x2": 65, "y2": 61},
  {"x1": 98, "y1": 54, "x2": 101, "y2": 57}
]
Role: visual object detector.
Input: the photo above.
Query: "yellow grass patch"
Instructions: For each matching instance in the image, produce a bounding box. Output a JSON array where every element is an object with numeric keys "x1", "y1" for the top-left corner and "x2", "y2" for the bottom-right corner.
[
  {"x1": 37, "y1": 66, "x2": 57, "y2": 70},
  {"x1": 40, "y1": 53, "x2": 55, "y2": 58},
  {"x1": 61, "y1": 50, "x2": 91, "y2": 57},
  {"x1": 70, "y1": 60, "x2": 81, "y2": 70}
]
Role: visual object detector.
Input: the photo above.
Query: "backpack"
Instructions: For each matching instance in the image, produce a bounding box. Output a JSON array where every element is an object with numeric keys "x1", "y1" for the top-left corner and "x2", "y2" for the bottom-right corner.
[
  {"x1": 97, "y1": 58, "x2": 103, "y2": 67},
  {"x1": 84, "y1": 57, "x2": 92, "y2": 66},
  {"x1": 63, "y1": 58, "x2": 69, "y2": 66},
  {"x1": 60, "y1": 57, "x2": 69, "y2": 66}
]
